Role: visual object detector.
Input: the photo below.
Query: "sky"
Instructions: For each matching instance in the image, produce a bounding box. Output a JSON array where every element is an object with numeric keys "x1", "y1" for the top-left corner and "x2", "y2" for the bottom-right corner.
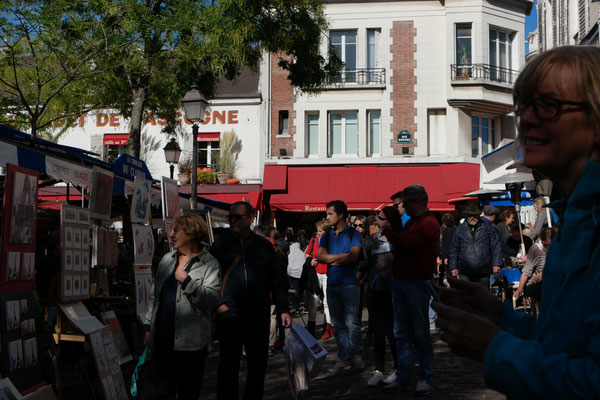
[{"x1": 525, "y1": 0, "x2": 538, "y2": 52}]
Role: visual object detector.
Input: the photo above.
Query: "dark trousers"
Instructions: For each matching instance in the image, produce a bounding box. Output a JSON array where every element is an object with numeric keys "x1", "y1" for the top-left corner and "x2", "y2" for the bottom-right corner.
[
  {"x1": 155, "y1": 347, "x2": 208, "y2": 400},
  {"x1": 217, "y1": 313, "x2": 270, "y2": 400},
  {"x1": 289, "y1": 276, "x2": 302, "y2": 313},
  {"x1": 367, "y1": 290, "x2": 396, "y2": 373}
]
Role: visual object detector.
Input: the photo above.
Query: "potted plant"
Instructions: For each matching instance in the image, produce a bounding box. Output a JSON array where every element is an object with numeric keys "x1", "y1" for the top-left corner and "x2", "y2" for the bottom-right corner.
[
  {"x1": 177, "y1": 154, "x2": 193, "y2": 184},
  {"x1": 216, "y1": 130, "x2": 239, "y2": 184},
  {"x1": 197, "y1": 167, "x2": 215, "y2": 184}
]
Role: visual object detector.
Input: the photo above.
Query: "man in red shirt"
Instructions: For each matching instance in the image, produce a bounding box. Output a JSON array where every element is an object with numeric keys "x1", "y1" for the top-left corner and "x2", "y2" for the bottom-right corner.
[{"x1": 377, "y1": 185, "x2": 440, "y2": 396}]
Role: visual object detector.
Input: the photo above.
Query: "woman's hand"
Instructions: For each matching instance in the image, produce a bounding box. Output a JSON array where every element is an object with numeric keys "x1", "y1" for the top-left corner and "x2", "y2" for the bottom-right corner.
[
  {"x1": 439, "y1": 277, "x2": 504, "y2": 325},
  {"x1": 143, "y1": 331, "x2": 150, "y2": 345},
  {"x1": 175, "y1": 267, "x2": 188, "y2": 283},
  {"x1": 513, "y1": 287, "x2": 523, "y2": 299},
  {"x1": 433, "y1": 301, "x2": 501, "y2": 361},
  {"x1": 311, "y1": 258, "x2": 318, "y2": 267}
]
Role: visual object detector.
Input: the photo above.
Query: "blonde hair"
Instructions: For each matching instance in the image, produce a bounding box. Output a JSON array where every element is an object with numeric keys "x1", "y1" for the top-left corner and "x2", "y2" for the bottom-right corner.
[
  {"x1": 533, "y1": 197, "x2": 544, "y2": 208},
  {"x1": 315, "y1": 219, "x2": 330, "y2": 232},
  {"x1": 173, "y1": 210, "x2": 209, "y2": 246},
  {"x1": 513, "y1": 46, "x2": 600, "y2": 140}
]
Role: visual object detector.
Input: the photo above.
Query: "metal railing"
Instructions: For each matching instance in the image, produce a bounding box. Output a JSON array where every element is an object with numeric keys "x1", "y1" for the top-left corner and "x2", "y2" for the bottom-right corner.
[
  {"x1": 329, "y1": 68, "x2": 386, "y2": 85},
  {"x1": 451, "y1": 64, "x2": 519, "y2": 84}
]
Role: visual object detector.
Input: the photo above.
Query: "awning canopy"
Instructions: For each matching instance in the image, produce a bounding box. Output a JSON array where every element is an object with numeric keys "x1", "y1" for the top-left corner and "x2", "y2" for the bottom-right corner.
[
  {"x1": 197, "y1": 133, "x2": 220, "y2": 142},
  {"x1": 264, "y1": 163, "x2": 480, "y2": 212},
  {"x1": 103, "y1": 134, "x2": 129, "y2": 145},
  {"x1": 178, "y1": 184, "x2": 262, "y2": 211}
]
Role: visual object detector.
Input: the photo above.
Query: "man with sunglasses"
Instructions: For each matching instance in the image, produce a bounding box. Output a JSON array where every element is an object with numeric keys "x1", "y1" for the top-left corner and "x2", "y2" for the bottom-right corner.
[
  {"x1": 210, "y1": 201, "x2": 291, "y2": 400},
  {"x1": 390, "y1": 191, "x2": 411, "y2": 227}
]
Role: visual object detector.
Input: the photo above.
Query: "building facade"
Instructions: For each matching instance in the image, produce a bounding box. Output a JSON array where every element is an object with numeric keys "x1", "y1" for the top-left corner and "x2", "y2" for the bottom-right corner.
[{"x1": 262, "y1": 0, "x2": 531, "y2": 227}]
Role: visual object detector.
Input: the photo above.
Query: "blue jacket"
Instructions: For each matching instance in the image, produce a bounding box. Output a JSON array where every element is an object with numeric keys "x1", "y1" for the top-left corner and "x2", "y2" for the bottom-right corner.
[
  {"x1": 484, "y1": 159, "x2": 600, "y2": 399},
  {"x1": 449, "y1": 219, "x2": 503, "y2": 276}
]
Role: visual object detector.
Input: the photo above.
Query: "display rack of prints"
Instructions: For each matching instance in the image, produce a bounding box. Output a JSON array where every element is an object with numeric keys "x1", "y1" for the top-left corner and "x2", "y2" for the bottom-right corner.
[
  {"x1": 134, "y1": 266, "x2": 153, "y2": 323},
  {"x1": 0, "y1": 164, "x2": 38, "y2": 293},
  {"x1": 161, "y1": 177, "x2": 180, "y2": 220},
  {"x1": 101, "y1": 311, "x2": 133, "y2": 365},
  {"x1": 131, "y1": 177, "x2": 152, "y2": 224},
  {"x1": 60, "y1": 205, "x2": 91, "y2": 303},
  {"x1": 0, "y1": 292, "x2": 42, "y2": 391},
  {"x1": 90, "y1": 167, "x2": 114, "y2": 220},
  {"x1": 88, "y1": 326, "x2": 129, "y2": 400}
]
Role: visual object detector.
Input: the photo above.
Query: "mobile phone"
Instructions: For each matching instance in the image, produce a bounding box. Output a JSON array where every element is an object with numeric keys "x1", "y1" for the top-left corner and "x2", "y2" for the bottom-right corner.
[{"x1": 426, "y1": 281, "x2": 441, "y2": 302}]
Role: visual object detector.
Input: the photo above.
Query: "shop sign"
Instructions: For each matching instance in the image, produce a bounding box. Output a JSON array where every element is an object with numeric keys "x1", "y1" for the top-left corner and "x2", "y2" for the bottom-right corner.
[
  {"x1": 397, "y1": 130, "x2": 412, "y2": 144},
  {"x1": 45, "y1": 157, "x2": 92, "y2": 187},
  {"x1": 304, "y1": 205, "x2": 326, "y2": 212},
  {"x1": 112, "y1": 154, "x2": 153, "y2": 182}
]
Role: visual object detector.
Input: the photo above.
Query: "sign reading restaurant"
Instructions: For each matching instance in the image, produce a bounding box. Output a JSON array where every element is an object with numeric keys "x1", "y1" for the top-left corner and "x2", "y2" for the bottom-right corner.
[{"x1": 57, "y1": 110, "x2": 241, "y2": 129}]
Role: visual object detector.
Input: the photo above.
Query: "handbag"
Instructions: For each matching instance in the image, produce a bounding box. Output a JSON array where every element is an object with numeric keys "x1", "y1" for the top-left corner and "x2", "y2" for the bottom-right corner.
[{"x1": 130, "y1": 347, "x2": 169, "y2": 399}]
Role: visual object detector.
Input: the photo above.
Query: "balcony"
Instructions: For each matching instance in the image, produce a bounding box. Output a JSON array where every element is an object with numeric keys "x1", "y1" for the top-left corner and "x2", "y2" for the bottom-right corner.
[
  {"x1": 326, "y1": 68, "x2": 386, "y2": 89},
  {"x1": 450, "y1": 64, "x2": 519, "y2": 86}
]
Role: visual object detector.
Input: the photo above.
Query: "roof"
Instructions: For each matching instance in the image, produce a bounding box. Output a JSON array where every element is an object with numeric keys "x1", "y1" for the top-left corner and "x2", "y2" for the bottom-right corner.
[{"x1": 214, "y1": 67, "x2": 261, "y2": 99}]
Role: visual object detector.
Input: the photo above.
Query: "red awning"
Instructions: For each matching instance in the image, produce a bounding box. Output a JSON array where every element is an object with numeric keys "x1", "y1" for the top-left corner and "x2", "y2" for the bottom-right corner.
[
  {"x1": 197, "y1": 133, "x2": 220, "y2": 142},
  {"x1": 178, "y1": 184, "x2": 262, "y2": 211},
  {"x1": 199, "y1": 191, "x2": 261, "y2": 210},
  {"x1": 264, "y1": 163, "x2": 480, "y2": 212},
  {"x1": 103, "y1": 134, "x2": 129, "y2": 145}
]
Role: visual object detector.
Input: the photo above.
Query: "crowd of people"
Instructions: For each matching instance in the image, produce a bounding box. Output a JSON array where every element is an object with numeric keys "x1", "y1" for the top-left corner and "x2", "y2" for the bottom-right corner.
[{"x1": 138, "y1": 45, "x2": 600, "y2": 399}]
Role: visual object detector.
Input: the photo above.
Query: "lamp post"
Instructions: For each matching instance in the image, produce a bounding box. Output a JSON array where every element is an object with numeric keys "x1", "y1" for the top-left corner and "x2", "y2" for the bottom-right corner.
[
  {"x1": 163, "y1": 137, "x2": 182, "y2": 179},
  {"x1": 182, "y1": 86, "x2": 209, "y2": 210}
]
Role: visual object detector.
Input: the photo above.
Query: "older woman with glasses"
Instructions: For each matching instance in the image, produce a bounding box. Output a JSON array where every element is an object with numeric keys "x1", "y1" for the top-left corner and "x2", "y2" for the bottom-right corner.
[{"x1": 434, "y1": 46, "x2": 600, "y2": 398}]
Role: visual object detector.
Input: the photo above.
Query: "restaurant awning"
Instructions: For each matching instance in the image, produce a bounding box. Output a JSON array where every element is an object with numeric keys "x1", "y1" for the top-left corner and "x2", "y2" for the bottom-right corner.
[
  {"x1": 103, "y1": 134, "x2": 129, "y2": 145},
  {"x1": 178, "y1": 184, "x2": 262, "y2": 211},
  {"x1": 264, "y1": 163, "x2": 480, "y2": 212}
]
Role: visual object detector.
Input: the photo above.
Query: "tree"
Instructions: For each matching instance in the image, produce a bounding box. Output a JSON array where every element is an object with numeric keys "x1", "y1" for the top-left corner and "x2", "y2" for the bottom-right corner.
[
  {"x1": 94, "y1": 0, "x2": 341, "y2": 158},
  {"x1": 0, "y1": 1, "x2": 123, "y2": 139}
]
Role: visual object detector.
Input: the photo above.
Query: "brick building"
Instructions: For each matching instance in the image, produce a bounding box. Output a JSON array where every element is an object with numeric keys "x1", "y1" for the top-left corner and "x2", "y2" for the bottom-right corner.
[{"x1": 261, "y1": 0, "x2": 532, "y2": 229}]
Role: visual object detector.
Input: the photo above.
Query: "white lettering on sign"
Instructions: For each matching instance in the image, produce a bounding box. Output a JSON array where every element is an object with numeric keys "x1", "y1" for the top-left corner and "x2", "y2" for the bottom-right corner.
[{"x1": 304, "y1": 205, "x2": 326, "y2": 212}]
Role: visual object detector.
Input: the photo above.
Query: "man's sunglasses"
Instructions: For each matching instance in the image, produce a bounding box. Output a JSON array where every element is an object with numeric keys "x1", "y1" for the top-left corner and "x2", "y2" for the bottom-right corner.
[{"x1": 228, "y1": 214, "x2": 248, "y2": 221}]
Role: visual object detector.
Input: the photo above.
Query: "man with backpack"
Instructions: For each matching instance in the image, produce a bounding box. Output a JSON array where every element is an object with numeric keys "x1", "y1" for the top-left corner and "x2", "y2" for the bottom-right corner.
[{"x1": 317, "y1": 200, "x2": 365, "y2": 372}]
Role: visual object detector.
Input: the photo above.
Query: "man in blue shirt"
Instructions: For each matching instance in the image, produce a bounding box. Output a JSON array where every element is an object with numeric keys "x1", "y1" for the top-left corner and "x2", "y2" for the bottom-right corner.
[{"x1": 317, "y1": 200, "x2": 364, "y2": 372}]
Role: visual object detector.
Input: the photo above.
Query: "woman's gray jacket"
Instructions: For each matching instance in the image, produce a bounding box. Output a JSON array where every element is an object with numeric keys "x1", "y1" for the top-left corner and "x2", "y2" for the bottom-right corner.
[{"x1": 144, "y1": 248, "x2": 221, "y2": 351}]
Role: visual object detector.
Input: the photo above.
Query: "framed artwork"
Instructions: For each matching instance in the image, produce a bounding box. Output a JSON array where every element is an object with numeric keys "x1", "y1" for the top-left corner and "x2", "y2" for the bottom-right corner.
[
  {"x1": 9, "y1": 171, "x2": 37, "y2": 244},
  {"x1": 65, "y1": 250, "x2": 73, "y2": 271},
  {"x1": 131, "y1": 177, "x2": 151, "y2": 224},
  {"x1": 74, "y1": 228, "x2": 82, "y2": 249},
  {"x1": 78, "y1": 208, "x2": 90, "y2": 224},
  {"x1": 65, "y1": 227, "x2": 73, "y2": 248},
  {"x1": 132, "y1": 225, "x2": 154, "y2": 265},
  {"x1": 63, "y1": 207, "x2": 77, "y2": 223},
  {"x1": 161, "y1": 177, "x2": 180, "y2": 219},
  {"x1": 64, "y1": 275, "x2": 73, "y2": 297},
  {"x1": 8, "y1": 340, "x2": 22, "y2": 372},
  {"x1": 90, "y1": 167, "x2": 114, "y2": 220},
  {"x1": 5, "y1": 252, "x2": 20, "y2": 282}
]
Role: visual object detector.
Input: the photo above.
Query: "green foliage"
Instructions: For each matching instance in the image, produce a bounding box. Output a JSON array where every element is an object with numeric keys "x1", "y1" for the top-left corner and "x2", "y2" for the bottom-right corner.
[
  {"x1": 0, "y1": 0, "x2": 122, "y2": 138},
  {"x1": 215, "y1": 130, "x2": 238, "y2": 178}
]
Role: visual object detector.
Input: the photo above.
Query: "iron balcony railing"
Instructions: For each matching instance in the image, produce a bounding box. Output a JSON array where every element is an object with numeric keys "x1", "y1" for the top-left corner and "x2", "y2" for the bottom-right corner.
[
  {"x1": 329, "y1": 68, "x2": 386, "y2": 86},
  {"x1": 451, "y1": 64, "x2": 519, "y2": 84}
]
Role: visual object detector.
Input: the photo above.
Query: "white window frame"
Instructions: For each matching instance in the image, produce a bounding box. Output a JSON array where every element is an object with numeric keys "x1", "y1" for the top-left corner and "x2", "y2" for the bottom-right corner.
[
  {"x1": 367, "y1": 110, "x2": 381, "y2": 157},
  {"x1": 197, "y1": 141, "x2": 220, "y2": 169},
  {"x1": 306, "y1": 112, "x2": 319, "y2": 157},
  {"x1": 471, "y1": 116, "x2": 496, "y2": 157},
  {"x1": 330, "y1": 30, "x2": 357, "y2": 83},
  {"x1": 489, "y1": 27, "x2": 514, "y2": 82},
  {"x1": 328, "y1": 111, "x2": 358, "y2": 157}
]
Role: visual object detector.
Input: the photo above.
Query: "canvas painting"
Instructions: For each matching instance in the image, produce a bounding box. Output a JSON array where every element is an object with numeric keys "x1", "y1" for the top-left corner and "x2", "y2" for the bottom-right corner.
[
  {"x1": 131, "y1": 177, "x2": 151, "y2": 224},
  {"x1": 9, "y1": 171, "x2": 37, "y2": 244},
  {"x1": 132, "y1": 225, "x2": 154, "y2": 265},
  {"x1": 5, "y1": 252, "x2": 20, "y2": 282},
  {"x1": 161, "y1": 177, "x2": 180, "y2": 219},
  {"x1": 65, "y1": 250, "x2": 73, "y2": 271},
  {"x1": 65, "y1": 227, "x2": 73, "y2": 248},
  {"x1": 90, "y1": 167, "x2": 114, "y2": 220},
  {"x1": 73, "y1": 251, "x2": 81, "y2": 272}
]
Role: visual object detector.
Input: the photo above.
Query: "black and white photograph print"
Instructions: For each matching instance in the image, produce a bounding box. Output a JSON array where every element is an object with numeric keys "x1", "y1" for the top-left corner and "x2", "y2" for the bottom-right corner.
[
  {"x1": 81, "y1": 228, "x2": 90, "y2": 248},
  {"x1": 64, "y1": 250, "x2": 73, "y2": 271},
  {"x1": 21, "y1": 252, "x2": 35, "y2": 280},
  {"x1": 81, "y1": 251, "x2": 89, "y2": 272},
  {"x1": 5, "y1": 301, "x2": 16, "y2": 331},
  {"x1": 73, "y1": 251, "x2": 81, "y2": 272},
  {"x1": 64, "y1": 275, "x2": 72, "y2": 297},
  {"x1": 5, "y1": 252, "x2": 20, "y2": 282},
  {"x1": 8, "y1": 340, "x2": 19, "y2": 372},
  {"x1": 20, "y1": 299, "x2": 28, "y2": 315},
  {"x1": 73, "y1": 276, "x2": 81, "y2": 297},
  {"x1": 9, "y1": 171, "x2": 37, "y2": 244},
  {"x1": 82, "y1": 276, "x2": 89, "y2": 296},
  {"x1": 65, "y1": 227, "x2": 73, "y2": 248},
  {"x1": 74, "y1": 228, "x2": 81, "y2": 249}
]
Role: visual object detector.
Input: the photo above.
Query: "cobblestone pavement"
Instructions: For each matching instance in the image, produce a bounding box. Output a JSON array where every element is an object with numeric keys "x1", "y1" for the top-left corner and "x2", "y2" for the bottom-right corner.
[{"x1": 198, "y1": 312, "x2": 506, "y2": 400}]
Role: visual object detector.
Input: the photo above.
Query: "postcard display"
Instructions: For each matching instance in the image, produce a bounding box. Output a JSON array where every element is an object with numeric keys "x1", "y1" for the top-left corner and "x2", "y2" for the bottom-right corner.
[
  {"x1": 60, "y1": 205, "x2": 91, "y2": 302},
  {"x1": 0, "y1": 164, "x2": 42, "y2": 390},
  {"x1": 133, "y1": 177, "x2": 156, "y2": 323},
  {"x1": 88, "y1": 326, "x2": 128, "y2": 400}
]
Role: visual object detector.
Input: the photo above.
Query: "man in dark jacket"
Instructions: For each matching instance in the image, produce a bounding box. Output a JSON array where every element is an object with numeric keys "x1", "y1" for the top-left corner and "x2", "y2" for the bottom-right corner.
[
  {"x1": 449, "y1": 203, "x2": 503, "y2": 288},
  {"x1": 210, "y1": 202, "x2": 291, "y2": 400}
]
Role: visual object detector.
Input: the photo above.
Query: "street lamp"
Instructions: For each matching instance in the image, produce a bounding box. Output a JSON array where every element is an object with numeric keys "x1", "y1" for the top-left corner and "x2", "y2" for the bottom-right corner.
[
  {"x1": 163, "y1": 137, "x2": 182, "y2": 179},
  {"x1": 182, "y1": 86, "x2": 209, "y2": 210}
]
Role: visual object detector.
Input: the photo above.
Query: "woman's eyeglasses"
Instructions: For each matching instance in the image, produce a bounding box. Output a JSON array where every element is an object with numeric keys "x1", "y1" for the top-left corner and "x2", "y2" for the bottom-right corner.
[
  {"x1": 514, "y1": 96, "x2": 590, "y2": 121},
  {"x1": 354, "y1": 224, "x2": 364, "y2": 228},
  {"x1": 376, "y1": 215, "x2": 387, "y2": 221}
]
